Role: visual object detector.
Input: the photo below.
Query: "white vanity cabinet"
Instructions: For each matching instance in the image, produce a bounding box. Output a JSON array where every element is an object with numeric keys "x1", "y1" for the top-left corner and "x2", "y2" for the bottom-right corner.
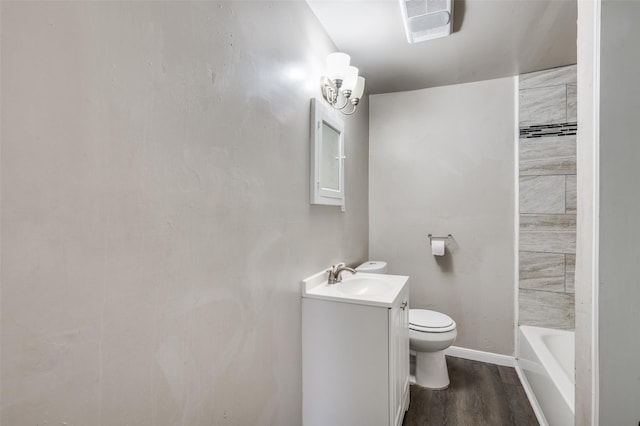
[{"x1": 302, "y1": 276, "x2": 409, "y2": 426}]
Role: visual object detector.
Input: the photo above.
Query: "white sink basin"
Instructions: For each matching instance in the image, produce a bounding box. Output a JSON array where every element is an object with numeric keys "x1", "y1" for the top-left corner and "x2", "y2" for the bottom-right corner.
[
  {"x1": 301, "y1": 270, "x2": 409, "y2": 308},
  {"x1": 336, "y1": 276, "x2": 395, "y2": 296}
]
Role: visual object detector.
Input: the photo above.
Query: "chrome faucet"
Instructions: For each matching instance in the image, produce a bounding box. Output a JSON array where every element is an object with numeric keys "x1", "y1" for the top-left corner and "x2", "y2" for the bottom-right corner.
[{"x1": 327, "y1": 264, "x2": 357, "y2": 284}]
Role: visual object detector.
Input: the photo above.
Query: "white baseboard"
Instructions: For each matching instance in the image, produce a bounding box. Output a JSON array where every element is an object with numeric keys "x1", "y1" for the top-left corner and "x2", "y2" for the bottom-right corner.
[
  {"x1": 514, "y1": 364, "x2": 549, "y2": 426},
  {"x1": 444, "y1": 346, "x2": 517, "y2": 367}
]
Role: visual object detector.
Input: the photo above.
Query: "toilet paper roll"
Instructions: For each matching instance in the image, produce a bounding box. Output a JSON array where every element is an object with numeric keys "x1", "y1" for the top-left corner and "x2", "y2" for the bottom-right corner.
[{"x1": 431, "y1": 240, "x2": 445, "y2": 256}]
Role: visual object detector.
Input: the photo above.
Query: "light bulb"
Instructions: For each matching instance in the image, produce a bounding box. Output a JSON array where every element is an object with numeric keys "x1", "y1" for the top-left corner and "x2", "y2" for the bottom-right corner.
[
  {"x1": 352, "y1": 76, "x2": 365, "y2": 100},
  {"x1": 326, "y1": 52, "x2": 350, "y2": 81}
]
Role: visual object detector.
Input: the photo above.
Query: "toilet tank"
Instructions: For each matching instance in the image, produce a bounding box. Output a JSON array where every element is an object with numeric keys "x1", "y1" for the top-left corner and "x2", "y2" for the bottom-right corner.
[{"x1": 355, "y1": 261, "x2": 388, "y2": 274}]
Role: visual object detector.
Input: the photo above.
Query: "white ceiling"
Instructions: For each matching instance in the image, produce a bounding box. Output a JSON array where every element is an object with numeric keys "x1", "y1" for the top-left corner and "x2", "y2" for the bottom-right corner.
[{"x1": 307, "y1": 0, "x2": 577, "y2": 94}]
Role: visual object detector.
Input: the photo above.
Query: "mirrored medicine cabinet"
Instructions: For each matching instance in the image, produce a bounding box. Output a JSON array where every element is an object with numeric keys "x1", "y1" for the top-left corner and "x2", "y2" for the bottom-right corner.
[{"x1": 310, "y1": 98, "x2": 345, "y2": 211}]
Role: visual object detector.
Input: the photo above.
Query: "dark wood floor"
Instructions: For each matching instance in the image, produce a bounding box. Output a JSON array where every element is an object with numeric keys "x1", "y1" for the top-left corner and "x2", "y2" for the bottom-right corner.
[{"x1": 403, "y1": 356, "x2": 539, "y2": 426}]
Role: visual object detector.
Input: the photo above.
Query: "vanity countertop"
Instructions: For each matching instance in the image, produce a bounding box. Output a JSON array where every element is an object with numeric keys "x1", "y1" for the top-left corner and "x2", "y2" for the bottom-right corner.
[{"x1": 301, "y1": 270, "x2": 409, "y2": 308}]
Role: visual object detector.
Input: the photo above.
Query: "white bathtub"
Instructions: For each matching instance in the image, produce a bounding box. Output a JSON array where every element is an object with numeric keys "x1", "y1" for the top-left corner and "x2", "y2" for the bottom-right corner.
[{"x1": 518, "y1": 325, "x2": 575, "y2": 426}]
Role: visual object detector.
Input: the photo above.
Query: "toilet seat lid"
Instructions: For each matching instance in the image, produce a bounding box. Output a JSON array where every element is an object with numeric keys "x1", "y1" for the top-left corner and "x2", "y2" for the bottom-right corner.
[{"x1": 409, "y1": 309, "x2": 456, "y2": 333}]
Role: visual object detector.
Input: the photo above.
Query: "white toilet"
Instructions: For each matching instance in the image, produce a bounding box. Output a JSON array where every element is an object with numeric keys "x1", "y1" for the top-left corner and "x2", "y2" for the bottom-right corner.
[
  {"x1": 409, "y1": 309, "x2": 457, "y2": 389},
  {"x1": 356, "y1": 260, "x2": 458, "y2": 390}
]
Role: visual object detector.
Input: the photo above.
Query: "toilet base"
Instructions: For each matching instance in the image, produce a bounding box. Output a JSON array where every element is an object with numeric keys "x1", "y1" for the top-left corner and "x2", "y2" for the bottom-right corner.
[{"x1": 415, "y1": 350, "x2": 450, "y2": 389}]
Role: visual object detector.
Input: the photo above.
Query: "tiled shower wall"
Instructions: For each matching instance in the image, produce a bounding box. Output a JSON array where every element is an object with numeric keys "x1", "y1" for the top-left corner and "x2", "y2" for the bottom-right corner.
[{"x1": 518, "y1": 65, "x2": 577, "y2": 330}]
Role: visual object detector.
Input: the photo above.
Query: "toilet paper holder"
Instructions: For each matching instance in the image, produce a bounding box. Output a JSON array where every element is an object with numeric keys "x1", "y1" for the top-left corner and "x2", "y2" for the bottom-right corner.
[{"x1": 427, "y1": 234, "x2": 453, "y2": 245}]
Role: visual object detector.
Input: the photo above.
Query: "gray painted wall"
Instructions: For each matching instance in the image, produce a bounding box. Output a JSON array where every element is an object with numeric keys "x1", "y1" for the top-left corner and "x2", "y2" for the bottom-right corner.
[
  {"x1": 369, "y1": 78, "x2": 516, "y2": 355},
  {"x1": 598, "y1": 1, "x2": 640, "y2": 424},
  {"x1": 1, "y1": 2, "x2": 369, "y2": 424}
]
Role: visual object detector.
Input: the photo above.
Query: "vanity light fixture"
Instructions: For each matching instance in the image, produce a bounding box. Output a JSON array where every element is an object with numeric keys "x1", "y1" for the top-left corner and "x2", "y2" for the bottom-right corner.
[{"x1": 320, "y1": 52, "x2": 365, "y2": 115}]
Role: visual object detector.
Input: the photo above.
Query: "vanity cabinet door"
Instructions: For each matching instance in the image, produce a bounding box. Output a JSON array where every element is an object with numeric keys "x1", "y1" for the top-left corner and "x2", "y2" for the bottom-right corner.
[
  {"x1": 389, "y1": 286, "x2": 410, "y2": 426},
  {"x1": 302, "y1": 298, "x2": 390, "y2": 426}
]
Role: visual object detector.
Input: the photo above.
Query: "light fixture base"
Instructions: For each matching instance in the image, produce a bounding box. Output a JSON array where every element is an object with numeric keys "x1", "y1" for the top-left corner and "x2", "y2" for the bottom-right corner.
[{"x1": 321, "y1": 78, "x2": 358, "y2": 115}]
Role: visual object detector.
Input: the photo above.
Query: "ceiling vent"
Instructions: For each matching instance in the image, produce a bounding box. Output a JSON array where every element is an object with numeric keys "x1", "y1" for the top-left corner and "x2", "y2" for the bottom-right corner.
[{"x1": 398, "y1": 0, "x2": 454, "y2": 43}]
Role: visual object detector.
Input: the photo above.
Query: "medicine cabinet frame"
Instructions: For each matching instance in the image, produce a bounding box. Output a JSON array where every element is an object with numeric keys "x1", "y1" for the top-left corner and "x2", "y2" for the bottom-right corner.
[{"x1": 310, "y1": 98, "x2": 346, "y2": 211}]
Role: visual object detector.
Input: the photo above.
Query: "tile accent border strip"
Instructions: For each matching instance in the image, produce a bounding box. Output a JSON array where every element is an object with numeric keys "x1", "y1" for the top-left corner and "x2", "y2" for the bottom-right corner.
[{"x1": 520, "y1": 122, "x2": 577, "y2": 138}]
